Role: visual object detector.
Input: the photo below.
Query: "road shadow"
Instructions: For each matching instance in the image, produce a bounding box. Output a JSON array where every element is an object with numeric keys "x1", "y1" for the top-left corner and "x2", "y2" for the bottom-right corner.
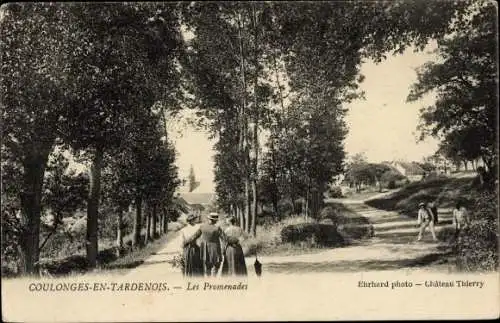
[
  {"x1": 263, "y1": 251, "x2": 454, "y2": 273},
  {"x1": 104, "y1": 260, "x2": 144, "y2": 271}
]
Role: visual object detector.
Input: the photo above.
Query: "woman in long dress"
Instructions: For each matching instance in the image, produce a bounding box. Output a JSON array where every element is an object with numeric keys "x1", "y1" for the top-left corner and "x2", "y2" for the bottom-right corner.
[
  {"x1": 199, "y1": 212, "x2": 223, "y2": 276},
  {"x1": 221, "y1": 216, "x2": 247, "y2": 276},
  {"x1": 179, "y1": 213, "x2": 203, "y2": 277}
]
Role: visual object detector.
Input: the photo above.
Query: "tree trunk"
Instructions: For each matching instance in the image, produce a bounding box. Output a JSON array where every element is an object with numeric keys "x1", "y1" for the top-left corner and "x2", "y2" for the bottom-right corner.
[
  {"x1": 19, "y1": 151, "x2": 50, "y2": 275},
  {"x1": 249, "y1": 1, "x2": 260, "y2": 239},
  {"x1": 145, "y1": 204, "x2": 151, "y2": 243},
  {"x1": 290, "y1": 191, "x2": 297, "y2": 215},
  {"x1": 244, "y1": 182, "x2": 251, "y2": 233},
  {"x1": 272, "y1": 198, "x2": 279, "y2": 221},
  {"x1": 237, "y1": 11, "x2": 251, "y2": 234},
  {"x1": 152, "y1": 203, "x2": 157, "y2": 239},
  {"x1": 162, "y1": 208, "x2": 168, "y2": 234},
  {"x1": 251, "y1": 180, "x2": 257, "y2": 236},
  {"x1": 237, "y1": 205, "x2": 244, "y2": 229},
  {"x1": 311, "y1": 188, "x2": 321, "y2": 220},
  {"x1": 132, "y1": 195, "x2": 143, "y2": 248},
  {"x1": 116, "y1": 208, "x2": 124, "y2": 256},
  {"x1": 305, "y1": 188, "x2": 309, "y2": 221},
  {"x1": 86, "y1": 146, "x2": 103, "y2": 269},
  {"x1": 250, "y1": 114, "x2": 258, "y2": 236},
  {"x1": 159, "y1": 208, "x2": 164, "y2": 236}
]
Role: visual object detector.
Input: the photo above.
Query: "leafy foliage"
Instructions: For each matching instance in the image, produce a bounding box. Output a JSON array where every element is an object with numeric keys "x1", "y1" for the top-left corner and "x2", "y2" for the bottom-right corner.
[
  {"x1": 455, "y1": 187, "x2": 498, "y2": 271},
  {"x1": 280, "y1": 223, "x2": 344, "y2": 247},
  {"x1": 408, "y1": 1, "x2": 497, "y2": 175}
]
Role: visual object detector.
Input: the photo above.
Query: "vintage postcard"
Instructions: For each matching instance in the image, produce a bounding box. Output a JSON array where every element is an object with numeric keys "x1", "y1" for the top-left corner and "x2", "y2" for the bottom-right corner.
[{"x1": 1, "y1": 1, "x2": 499, "y2": 321}]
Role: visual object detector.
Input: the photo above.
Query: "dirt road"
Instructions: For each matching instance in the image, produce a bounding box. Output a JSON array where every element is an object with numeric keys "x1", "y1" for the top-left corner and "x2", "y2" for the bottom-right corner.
[{"x1": 122, "y1": 198, "x2": 454, "y2": 279}]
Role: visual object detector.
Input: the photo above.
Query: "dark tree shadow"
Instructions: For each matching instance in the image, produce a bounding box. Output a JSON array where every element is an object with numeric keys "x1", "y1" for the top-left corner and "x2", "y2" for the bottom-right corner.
[
  {"x1": 104, "y1": 260, "x2": 145, "y2": 271},
  {"x1": 263, "y1": 251, "x2": 455, "y2": 273}
]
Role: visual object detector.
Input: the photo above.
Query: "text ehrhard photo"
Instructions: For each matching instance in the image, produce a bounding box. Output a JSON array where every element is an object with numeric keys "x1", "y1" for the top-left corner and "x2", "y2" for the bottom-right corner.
[{"x1": 1, "y1": 1, "x2": 499, "y2": 321}]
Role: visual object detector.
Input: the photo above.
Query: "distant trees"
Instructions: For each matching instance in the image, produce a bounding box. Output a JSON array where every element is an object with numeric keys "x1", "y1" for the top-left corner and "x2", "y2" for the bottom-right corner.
[
  {"x1": 408, "y1": 1, "x2": 497, "y2": 180},
  {"x1": 345, "y1": 162, "x2": 395, "y2": 192},
  {"x1": 40, "y1": 151, "x2": 88, "y2": 251}
]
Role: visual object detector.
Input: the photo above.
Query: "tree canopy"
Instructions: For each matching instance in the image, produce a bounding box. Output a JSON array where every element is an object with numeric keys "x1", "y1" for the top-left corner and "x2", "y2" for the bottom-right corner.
[{"x1": 408, "y1": 1, "x2": 497, "y2": 174}]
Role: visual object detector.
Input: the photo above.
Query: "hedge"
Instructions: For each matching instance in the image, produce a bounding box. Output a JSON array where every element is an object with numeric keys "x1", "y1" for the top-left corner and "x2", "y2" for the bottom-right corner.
[{"x1": 280, "y1": 223, "x2": 345, "y2": 247}]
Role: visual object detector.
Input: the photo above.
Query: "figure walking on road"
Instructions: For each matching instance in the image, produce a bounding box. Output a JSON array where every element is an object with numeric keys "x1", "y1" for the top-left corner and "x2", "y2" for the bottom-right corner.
[
  {"x1": 179, "y1": 213, "x2": 203, "y2": 277},
  {"x1": 200, "y1": 212, "x2": 223, "y2": 276},
  {"x1": 452, "y1": 201, "x2": 470, "y2": 240},
  {"x1": 221, "y1": 216, "x2": 248, "y2": 277},
  {"x1": 416, "y1": 202, "x2": 438, "y2": 242},
  {"x1": 428, "y1": 201, "x2": 438, "y2": 225}
]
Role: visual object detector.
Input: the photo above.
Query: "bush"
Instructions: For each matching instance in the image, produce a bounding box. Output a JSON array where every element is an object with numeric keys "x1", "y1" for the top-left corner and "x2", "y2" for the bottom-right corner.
[
  {"x1": 38, "y1": 255, "x2": 89, "y2": 276},
  {"x1": 280, "y1": 223, "x2": 344, "y2": 247},
  {"x1": 319, "y1": 206, "x2": 338, "y2": 225},
  {"x1": 454, "y1": 188, "x2": 498, "y2": 271},
  {"x1": 328, "y1": 186, "x2": 343, "y2": 198},
  {"x1": 293, "y1": 199, "x2": 305, "y2": 214},
  {"x1": 278, "y1": 200, "x2": 294, "y2": 217},
  {"x1": 387, "y1": 180, "x2": 396, "y2": 189},
  {"x1": 338, "y1": 224, "x2": 374, "y2": 240}
]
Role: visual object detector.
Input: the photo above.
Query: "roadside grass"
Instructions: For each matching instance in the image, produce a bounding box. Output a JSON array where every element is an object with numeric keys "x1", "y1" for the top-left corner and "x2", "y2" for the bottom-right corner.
[
  {"x1": 341, "y1": 188, "x2": 390, "y2": 201},
  {"x1": 102, "y1": 230, "x2": 181, "y2": 275},
  {"x1": 365, "y1": 176, "x2": 478, "y2": 218},
  {"x1": 1, "y1": 221, "x2": 187, "y2": 278},
  {"x1": 326, "y1": 202, "x2": 374, "y2": 242},
  {"x1": 242, "y1": 203, "x2": 373, "y2": 257}
]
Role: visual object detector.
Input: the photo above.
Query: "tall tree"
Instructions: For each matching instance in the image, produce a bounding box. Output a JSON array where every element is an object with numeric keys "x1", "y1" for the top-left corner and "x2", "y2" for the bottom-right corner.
[
  {"x1": 1, "y1": 3, "x2": 73, "y2": 274},
  {"x1": 58, "y1": 3, "x2": 183, "y2": 266},
  {"x1": 407, "y1": 1, "x2": 497, "y2": 177}
]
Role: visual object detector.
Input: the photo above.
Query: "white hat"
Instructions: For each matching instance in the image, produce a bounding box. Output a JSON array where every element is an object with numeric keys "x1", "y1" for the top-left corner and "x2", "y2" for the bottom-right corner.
[{"x1": 208, "y1": 212, "x2": 219, "y2": 220}]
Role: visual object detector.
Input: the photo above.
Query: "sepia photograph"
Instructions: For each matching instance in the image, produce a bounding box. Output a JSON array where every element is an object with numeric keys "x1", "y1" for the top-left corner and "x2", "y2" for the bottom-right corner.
[{"x1": 1, "y1": 1, "x2": 499, "y2": 321}]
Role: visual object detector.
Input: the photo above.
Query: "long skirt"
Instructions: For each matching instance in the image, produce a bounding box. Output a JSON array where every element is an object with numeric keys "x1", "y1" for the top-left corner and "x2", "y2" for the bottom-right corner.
[
  {"x1": 182, "y1": 244, "x2": 203, "y2": 277},
  {"x1": 200, "y1": 241, "x2": 222, "y2": 270},
  {"x1": 221, "y1": 243, "x2": 247, "y2": 276}
]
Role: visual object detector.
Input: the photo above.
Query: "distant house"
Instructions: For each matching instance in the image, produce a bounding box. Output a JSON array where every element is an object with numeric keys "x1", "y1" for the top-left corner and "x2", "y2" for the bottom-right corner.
[
  {"x1": 179, "y1": 192, "x2": 215, "y2": 206},
  {"x1": 387, "y1": 161, "x2": 425, "y2": 182}
]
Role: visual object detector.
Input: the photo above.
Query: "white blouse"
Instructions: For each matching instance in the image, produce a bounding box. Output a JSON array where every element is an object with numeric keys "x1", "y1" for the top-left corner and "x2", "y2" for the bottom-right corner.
[{"x1": 176, "y1": 224, "x2": 201, "y2": 252}]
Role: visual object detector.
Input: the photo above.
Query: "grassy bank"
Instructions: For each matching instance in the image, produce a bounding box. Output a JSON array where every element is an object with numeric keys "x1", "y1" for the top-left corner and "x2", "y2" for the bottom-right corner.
[
  {"x1": 102, "y1": 230, "x2": 181, "y2": 275},
  {"x1": 365, "y1": 175, "x2": 498, "y2": 271},
  {"x1": 2, "y1": 220, "x2": 185, "y2": 278},
  {"x1": 241, "y1": 202, "x2": 373, "y2": 257},
  {"x1": 365, "y1": 176, "x2": 479, "y2": 218}
]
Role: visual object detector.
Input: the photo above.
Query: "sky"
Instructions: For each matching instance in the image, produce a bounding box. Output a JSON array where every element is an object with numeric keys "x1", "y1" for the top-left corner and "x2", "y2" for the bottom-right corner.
[
  {"x1": 344, "y1": 45, "x2": 440, "y2": 163},
  {"x1": 170, "y1": 45, "x2": 441, "y2": 193}
]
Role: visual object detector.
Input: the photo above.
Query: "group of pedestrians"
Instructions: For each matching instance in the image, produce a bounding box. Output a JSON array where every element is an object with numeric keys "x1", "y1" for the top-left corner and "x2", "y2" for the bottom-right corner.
[
  {"x1": 416, "y1": 200, "x2": 470, "y2": 242},
  {"x1": 178, "y1": 212, "x2": 247, "y2": 277}
]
